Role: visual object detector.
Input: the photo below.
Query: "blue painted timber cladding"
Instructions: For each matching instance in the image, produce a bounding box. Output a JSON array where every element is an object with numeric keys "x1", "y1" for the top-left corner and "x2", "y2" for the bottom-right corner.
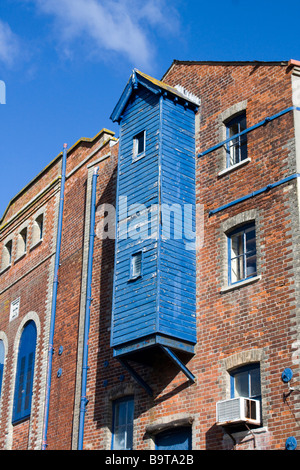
[
  {"x1": 159, "y1": 97, "x2": 196, "y2": 345},
  {"x1": 111, "y1": 77, "x2": 197, "y2": 355}
]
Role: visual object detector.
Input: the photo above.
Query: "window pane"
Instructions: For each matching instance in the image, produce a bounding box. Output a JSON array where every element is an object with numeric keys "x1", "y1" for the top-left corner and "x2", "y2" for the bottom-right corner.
[
  {"x1": 133, "y1": 131, "x2": 145, "y2": 159},
  {"x1": 250, "y1": 367, "x2": 261, "y2": 398},
  {"x1": 229, "y1": 224, "x2": 256, "y2": 284},
  {"x1": 232, "y1": 365, "x2": 261, "y2": 400},
  {"x1": 231, "y1": 256, "x2": 244, "y2": 283},
  {"x1": 115, "y1": 401, "x2": 126, "y2": 427},
  {"x1": 229, "y1": 124, "x2": 239, "y2": 165},
  {"x1": 246, "y1": 254, "x2": 257, "y2": 277},
  {"x1": 231, "y1": 232, "x2": 243, "y2": 257},
  {"x1": 131, "y1": 252, "x2": 142, "y2": 278},
  {"x1": 227, "y1": 113, "x2": 247, "y2": 166},
  {"x1": 126, "y1": 423, "x2": 133, "y2": 449},
  {"x1": 114, "y1": 431, "x2": 126, "y2": 450},
  {"x1": 245, "y1": 228, "x2": 256, "y2": 253},
  {"x1": 231, "y1": 232, "x2": 244, "y2": 282},
  {"x1": 137, "y1": 133, "x2": 144, "y2": 154},
  {"x1": 245, "y1": 228, "x2": 257, "y2": 277},
  {"x1": 113, "y1": 398, "x2": 134, "y2": 450},
  {"x1": 234, "y1": 370, "x2": 249, "y2": 397}
]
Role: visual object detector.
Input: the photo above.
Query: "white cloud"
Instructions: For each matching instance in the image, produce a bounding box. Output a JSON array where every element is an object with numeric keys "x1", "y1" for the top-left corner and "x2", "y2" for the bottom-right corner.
[
  {"x1": 0, "y1": 20, "x2": 20, "y2": 67},
  {"x1": 29, "y1": 0, "x2": 180, "y2": 68}
]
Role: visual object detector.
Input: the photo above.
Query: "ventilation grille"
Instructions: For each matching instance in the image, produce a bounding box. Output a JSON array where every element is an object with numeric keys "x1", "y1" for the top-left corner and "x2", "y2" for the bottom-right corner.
[{"x1": 216, "y1": 397, "x2": 261, "y2": 426}]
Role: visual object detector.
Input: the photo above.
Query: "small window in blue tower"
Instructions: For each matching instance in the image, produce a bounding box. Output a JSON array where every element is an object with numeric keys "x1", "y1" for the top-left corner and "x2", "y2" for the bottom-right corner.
[
  {"x1": 133, "y1": 130, "x2": 145, "y2": 161},
  {"x1": 130, "y1": 251, "x2": 142, "y2": 280}
]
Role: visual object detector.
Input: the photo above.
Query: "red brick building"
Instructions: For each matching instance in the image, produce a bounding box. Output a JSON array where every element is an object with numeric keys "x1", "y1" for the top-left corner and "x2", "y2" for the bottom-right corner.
[{"x1": 0, "y1": 60, "x2": 300, "y2": 450}]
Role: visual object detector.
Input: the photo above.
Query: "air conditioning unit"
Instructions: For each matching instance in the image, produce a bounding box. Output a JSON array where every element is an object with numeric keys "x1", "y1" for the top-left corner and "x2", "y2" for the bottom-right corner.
[{"x1": 216, "y1": 397, "x2": 261, "y2": 426}]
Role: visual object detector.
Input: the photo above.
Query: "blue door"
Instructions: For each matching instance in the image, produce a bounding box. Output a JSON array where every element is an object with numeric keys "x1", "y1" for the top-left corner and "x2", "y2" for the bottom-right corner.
[{"x1": 155, "y1": 427, "x2": 192, "y2": 450}]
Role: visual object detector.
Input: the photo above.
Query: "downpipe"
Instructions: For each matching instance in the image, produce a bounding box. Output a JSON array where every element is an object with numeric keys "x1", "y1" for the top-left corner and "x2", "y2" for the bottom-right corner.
[
  {"x1": 78, "y1": 166, "x2": 99, "y2": 450},
  {"x1": 42, "y1": 144, "x2": 67, "y2": 450}
]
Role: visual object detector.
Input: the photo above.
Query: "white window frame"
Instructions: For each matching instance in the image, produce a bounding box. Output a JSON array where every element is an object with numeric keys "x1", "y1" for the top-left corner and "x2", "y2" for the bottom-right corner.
[{"x1": 133, "y1": 130, "x2": 146, "y2": 162}]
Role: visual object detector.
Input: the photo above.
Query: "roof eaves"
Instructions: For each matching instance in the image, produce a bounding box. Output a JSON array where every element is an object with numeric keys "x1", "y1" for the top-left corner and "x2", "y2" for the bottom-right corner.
[
  {"x1": 110, "y1": 68, "x2": 200, "y2": 123},
  {"x1": 0, "y1": 128, "x2": 115, "y2": 225},
  {"x1": 161, "y1": 59, "x2": 289, "y2": 80}
]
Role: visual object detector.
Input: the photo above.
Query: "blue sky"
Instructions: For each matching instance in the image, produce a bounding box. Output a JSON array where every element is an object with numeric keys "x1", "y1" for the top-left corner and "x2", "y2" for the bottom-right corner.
[{"x1": 0, "y1": 0, "x2": 299, "y2": 217}]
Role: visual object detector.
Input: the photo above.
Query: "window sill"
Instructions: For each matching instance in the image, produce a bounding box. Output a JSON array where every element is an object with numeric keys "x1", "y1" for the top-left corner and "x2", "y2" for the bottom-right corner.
[
  {"x1": 218, "y1": 157, "x2": 251, "y2": 177},
  {"x1": 14, "y1": 252, "x2": 27, "y2": 263},
  {"x1": 132, "y1": 152, "x2": 145, "y2": 163},
  {"x1": 30, "y1": 239, "x2": 43, "y2": 251},
  {"x1": 221, "y1": 275, "x2": 261, "y2": 293},
  {"x1": 128, "y1": 275, "x2": 142, "y2": 282},
  {"x1": 0, "y1": 264, "x2": 11, "y2": 275}
]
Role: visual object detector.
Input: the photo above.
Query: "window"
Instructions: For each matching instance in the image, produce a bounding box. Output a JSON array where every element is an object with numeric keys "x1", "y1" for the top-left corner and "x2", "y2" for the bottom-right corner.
[
  {"x1": 1, "y1": 239, "x2": 12, "y2": 270},
  {"x1": 133, "y1": 130, "x2": 145, "y2": 161},
  {"x1": 0, "y1": 340, "x2": 4, "y2": 400},
  {"x1": 226, "y1": 113, "x2": 247, "y2": 167},
  {"x1": 155, "y1": 427, "x2": 192, "y2": 450},
  {"x1": 13, "y1": 321, "x2": 37, "y2": 423},
  {"x1": 32, "y1": 214, "x2": 44, "y2": 246},
  {"x1": 130, "y1": 251, "x2": 142, "y2": 279},
  {"x1": 112, "y1": 397, "x2": 134, "y2": 450},
  {"x1": 228, "y1": 223, "x2": 256, "y2": 285},
  {"x1": 16, "y1": 227, "x2": 27, "y2": 258},
  {"x1": 230, "y1": 364, "x2": 261, "y2": 402}
]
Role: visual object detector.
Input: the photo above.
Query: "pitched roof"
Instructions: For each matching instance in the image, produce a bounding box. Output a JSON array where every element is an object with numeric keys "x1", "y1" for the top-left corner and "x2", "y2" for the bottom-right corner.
[{"x1": 110, "y1": 69, "x2": 200, "y2": 123}]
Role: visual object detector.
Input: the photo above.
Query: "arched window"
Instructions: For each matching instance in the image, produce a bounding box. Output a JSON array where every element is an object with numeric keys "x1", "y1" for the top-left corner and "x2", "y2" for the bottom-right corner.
[
  {"x1": 16, "y1": 227, "x2": 27, "y2": 259},
  {"x1": 2, "y1": 239, "x2": 12, "y2": 270},
  {"x1": 32, "y1": 214, "x2": 44, "y2": 246},
  {"x1": 0, "y1": 340, "x2": 4, "y2": 399},
  {"x1": 13, "y1": 321, "x2": 37, "y2": 423}
]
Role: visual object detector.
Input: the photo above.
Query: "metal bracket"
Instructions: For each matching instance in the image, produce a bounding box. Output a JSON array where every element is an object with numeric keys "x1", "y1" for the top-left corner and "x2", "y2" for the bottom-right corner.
[
  {"x1": 117, "y1": 345, "x2": 195, "y2": 397},
  {"x1": 160, "y1": 346, "x2": 196, "y2": 383},
  {"x1": 118, "y1": 358, "x2": 153, "y2": 397}
]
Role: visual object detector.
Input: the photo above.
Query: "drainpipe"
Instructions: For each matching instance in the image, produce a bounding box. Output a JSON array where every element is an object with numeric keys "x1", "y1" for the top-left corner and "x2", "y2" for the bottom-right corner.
[
  {"x1": 42, "y1": 143, "x2": 67, "y2": 450},
  {"x1": 78, "y1": 166, "x2": 99, "y2": 450}
]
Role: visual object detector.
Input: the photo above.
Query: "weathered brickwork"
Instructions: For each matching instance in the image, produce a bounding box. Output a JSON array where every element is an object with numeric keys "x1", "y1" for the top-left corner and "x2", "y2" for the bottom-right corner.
[
  {"x1": 1, "y1": 61, "x2": 300, "y2": 450},
  {"x1": 0, "y1": 129, "x2": 118, "y2": 449},
  {"x1": 0, "y1": 160, "x2": 61, "y2": 449}
]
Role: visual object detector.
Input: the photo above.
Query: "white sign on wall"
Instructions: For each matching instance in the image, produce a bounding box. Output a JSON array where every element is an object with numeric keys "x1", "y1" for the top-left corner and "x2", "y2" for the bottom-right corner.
[{"x1": 10, "y1": 298, "x2": 20, "y2": 322}]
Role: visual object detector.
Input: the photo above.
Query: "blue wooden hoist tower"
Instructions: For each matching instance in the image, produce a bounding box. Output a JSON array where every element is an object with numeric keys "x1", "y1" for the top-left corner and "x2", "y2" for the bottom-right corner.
[{"x1": 110, "y1": 70, "x2": 199, "y2": 395}]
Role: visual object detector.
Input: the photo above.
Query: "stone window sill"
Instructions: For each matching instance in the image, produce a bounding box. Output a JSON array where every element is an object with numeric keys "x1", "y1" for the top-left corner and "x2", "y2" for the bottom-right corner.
[
  {"x1": 218, "y1": 157, "x2": 251, "y2": 177},
  {"x1": 221, "y1": 275, "x2": 261, "y2": 293}
]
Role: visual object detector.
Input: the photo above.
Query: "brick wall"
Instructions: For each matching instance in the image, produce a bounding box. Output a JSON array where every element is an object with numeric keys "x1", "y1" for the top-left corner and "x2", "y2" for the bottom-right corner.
[
  {"x1": 80, "y1": 62, "x2": 300, "y2": 451},
  {"x1": 44, "y1": 131, "x2": 118, "y2": 450},
  {"x1": 1, "y1": 61, "x2": 300, "y2": 451},
  {"x1": 0, "y1": 129, "x2": 118, "y2": 449},
  {"x1": 0, "y1": 159, "x2": 61, "y2": 449}
]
